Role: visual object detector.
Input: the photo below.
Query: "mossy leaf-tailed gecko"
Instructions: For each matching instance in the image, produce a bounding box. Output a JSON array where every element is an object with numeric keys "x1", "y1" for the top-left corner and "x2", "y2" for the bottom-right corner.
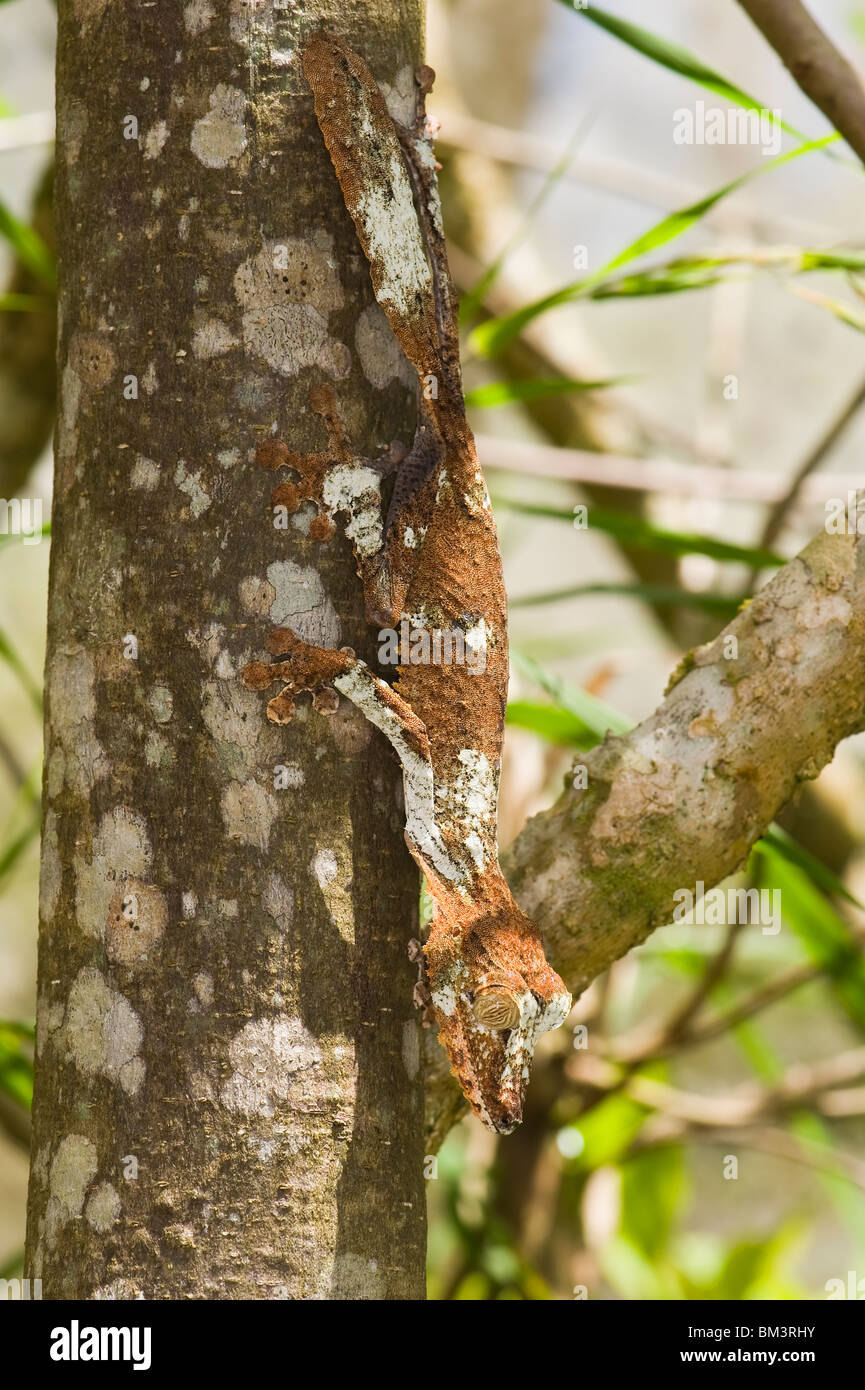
[{"x1": 243, "y1": 33, "x2": 572, "y2": 1133}]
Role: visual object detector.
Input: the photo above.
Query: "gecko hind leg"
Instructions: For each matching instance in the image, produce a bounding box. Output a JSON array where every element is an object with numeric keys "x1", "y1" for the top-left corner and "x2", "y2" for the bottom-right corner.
[{"x1": 260, "y1": 384, "x2": 443, "y2": 629}]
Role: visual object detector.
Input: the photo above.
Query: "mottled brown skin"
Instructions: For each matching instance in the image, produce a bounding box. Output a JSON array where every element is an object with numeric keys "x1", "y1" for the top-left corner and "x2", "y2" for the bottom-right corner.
[{"x1": 242, "y1": 34, "x2": 571, "y2": 1133}]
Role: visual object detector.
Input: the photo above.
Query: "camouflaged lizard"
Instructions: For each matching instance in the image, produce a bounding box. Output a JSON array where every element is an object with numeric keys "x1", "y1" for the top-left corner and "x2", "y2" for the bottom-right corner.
[{"x1": 242, "y1": 33, "x2": 572, "y2": 1134}]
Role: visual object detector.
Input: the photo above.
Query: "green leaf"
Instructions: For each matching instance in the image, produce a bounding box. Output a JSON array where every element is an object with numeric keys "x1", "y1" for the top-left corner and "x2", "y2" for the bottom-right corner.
[
  {"x1": 0, "y1": 292, "x2": 52, "y2": 312},
  {"x1": 506, "y1": 698, "x2": 597, "y2": 748},
  {"x1": 0, "y1": 1020, "x2": 34, "y2": 1110},
  {"x1": 471, "y1": 134, "x2": 839, "y2": 357},
  {"x1": 0, "y1": 625, "x2": 42, "y2": 712},
  {"x1": 495, "y1": 496, "x2": 783, "y2": 567},
  {"x1": 510, "y1": 581, "x2": 742, "y2": 618},
  {"x1": 751, "y1": 839, "x2": 865, "y2": 1029},
  {"x1": 0, "y1": 815, "x2": 40, "y2": 889},
  {"x1": 513, "y1": 649, "x2": 633, "y2": 740},
  {"x1": 587, "y1": 248, "x2": 865, "y2": 302},
  {"x1": 0, "y1": 1251, "x2": 24, "y2": 1281},
  {"x1": 464, "y1": 375, "x2": 627, "y2": 408},
  {"x1": 620, "y1": 1145, "x2": 685, "y2": 1259},
  {"x1": 566, "y1": 2, "x2": 809, "y2": 145},
  {"x1": 0, "y1": 197, "x2": 55, "y2": 288},
  {"x1": 762, "y1": 825, "x2": 863, "y2": 909},
  {"x1": 460, "y1": 113, "x2": 592, "y2": 325}
]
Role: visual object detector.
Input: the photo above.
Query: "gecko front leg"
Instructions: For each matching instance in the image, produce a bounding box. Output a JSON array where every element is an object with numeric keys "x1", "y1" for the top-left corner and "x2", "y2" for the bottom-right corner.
[{"x1": 258, "y1": 382, "x2": 442, "y2": 629}]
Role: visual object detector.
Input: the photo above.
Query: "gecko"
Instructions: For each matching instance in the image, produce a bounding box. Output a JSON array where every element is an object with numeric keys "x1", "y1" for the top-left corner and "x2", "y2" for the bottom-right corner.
[{"x1": 242, "y1": 33, "x2": 572, "y2": 1134}]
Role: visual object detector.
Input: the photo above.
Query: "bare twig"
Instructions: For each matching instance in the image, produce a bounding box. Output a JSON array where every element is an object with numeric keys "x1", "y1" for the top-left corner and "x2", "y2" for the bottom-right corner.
[
  {"x1": 478, "y1": 431, "x2": 863, "y2": 503},
  {"x1": 756, "y1": 373, "x2": 865, "y2": 559},
  {"x1": 436, "y1": 108, "x2": 838, "y2": 243},
  {"x1": 632, "y1": 1121, "x2": 865, "y2": 1189},
  {"x1": 736, "y1": 0, "x2": 865, "y2": 167}
]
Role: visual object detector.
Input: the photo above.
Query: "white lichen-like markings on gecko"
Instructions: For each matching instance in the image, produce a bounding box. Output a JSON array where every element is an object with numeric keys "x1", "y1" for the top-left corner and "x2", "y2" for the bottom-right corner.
[{"x1": 242, "y1": 33, "x2": 571, "y2": 1133}]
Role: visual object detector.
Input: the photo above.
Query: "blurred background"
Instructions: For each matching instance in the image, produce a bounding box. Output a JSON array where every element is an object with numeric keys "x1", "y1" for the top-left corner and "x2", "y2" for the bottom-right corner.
[{"x1": 3, "y1": 0, "x2": 865, "y2": 1299}]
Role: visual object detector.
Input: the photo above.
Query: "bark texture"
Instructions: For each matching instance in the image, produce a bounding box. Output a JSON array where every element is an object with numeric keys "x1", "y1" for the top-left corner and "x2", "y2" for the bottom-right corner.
[
  {"x1": 427, "y1": 514, "x2": 865, "y2": 1146},
  {"x1": 26, "y1": 0, "x2": 427, "y2": 1300}
]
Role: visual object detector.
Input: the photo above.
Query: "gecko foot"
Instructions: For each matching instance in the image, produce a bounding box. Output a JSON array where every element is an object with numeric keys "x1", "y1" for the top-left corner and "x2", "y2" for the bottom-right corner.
[
  {"x1": 241, "y1": 628, "x2": 354, "y2": 725},
  {"x1": 257, "y1": 386, "x2": 400, "y2": 546}
]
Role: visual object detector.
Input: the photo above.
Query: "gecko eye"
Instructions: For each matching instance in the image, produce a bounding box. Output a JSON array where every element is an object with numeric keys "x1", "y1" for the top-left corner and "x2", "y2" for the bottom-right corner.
[{"x1": 472, "y1": 988, "x2": 521, "y2": 1031}]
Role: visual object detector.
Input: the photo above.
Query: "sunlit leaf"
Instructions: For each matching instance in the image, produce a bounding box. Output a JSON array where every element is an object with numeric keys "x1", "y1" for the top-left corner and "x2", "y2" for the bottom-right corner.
[
  {"x1": 762, "y1": 825, "x2": 863, "y2": 909},
  {"x1": 513, "y1": 649, "x2": 633, "y2": 740},
  {"x1": 751, "y1": 840, "x2": 865, "y2": 1028},
  {"x1": 0, "y1": 292, "x2": 51, "y2": 312},
  {"x1": 464, "y1": 376, "x2": 627, "y2": 408},
  {"x1": 506, "y1": 699, "x2": 597, "y2": 748},
  {"x1": 588, "y1": 248, "x2": 865, "y2": 302},
  {"x1": 564, "y1": 2, "x2": 808, "y2": 144},
  {"x1": 620, "y1": 1145, "x2": 684, "y2": 1259},
  {"x1": 472, "y1": 135, "x2": 839, "y2": 356},
  {"x1": 0, "y1": 1020, "x2": 34, "y2": 1110},
  {"x1": 789, "y1": 283, "x2": 865, "y2": 334}
]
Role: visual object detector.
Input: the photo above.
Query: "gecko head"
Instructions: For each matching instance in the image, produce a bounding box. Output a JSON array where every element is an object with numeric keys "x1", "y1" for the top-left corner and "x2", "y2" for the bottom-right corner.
[{"x1": 426, "y1": 916, "x2": 572, "y2": 1134}]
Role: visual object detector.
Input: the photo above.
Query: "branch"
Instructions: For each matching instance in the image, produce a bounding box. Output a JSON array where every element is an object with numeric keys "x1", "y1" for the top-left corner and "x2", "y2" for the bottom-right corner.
[
  {"x1": 426, "y1": 507, "x2": 865, "y2": 1144},
  {"x1": 506, "y1": 513, "x2": 865, "y2": 994},
  {"x1": 736, "y1": 0, "x2": 865, "y2": 166}
]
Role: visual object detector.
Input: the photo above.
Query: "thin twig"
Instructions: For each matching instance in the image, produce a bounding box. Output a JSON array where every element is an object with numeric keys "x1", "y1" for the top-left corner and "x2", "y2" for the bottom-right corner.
[
  {"x1": 756, "y1": 373, "x2": 865, "y2": 558},
  {"x1": 478, "y1": 431, "x2": 863, "y2": 502},
  {"x1": 736, "y1": 0, "x2": 865, "y2": 167},
  {"x1": 436, "y1": 108, "x2": 838, "y2": 243}
]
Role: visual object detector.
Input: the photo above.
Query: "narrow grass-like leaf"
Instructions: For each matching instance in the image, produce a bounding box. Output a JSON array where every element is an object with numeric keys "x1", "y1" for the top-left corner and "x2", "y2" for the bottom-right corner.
[
  {"x1": 0, "y1": 292, "x2": 51, "y2": 312},
  {"x1": 495, "y1": 496, "x2": 783, "y2": 567},
  {"x1": 751, "y1": 840, "x2": 865, "y2": 1028},
  {"x1": 589, "y1": 248, "x2": 865, "y2": 302},
  {"x1": 0, "y1": 196, "x2": 55, "y2": 287},
  {"x1": 565, "y1": 2, "x2": 807, "y2": 143},
  {"x1": 460, "y1": 110, "x2": 596, "y2": 326},
  {"x1": 762, "y1": 825, "x2": 863, "y2": 909},
  {"x1": 0, "y1": 1019, "x2": 33, "y2": 1109},
  {"x1": 506, "y1": 698, "x2": 597, "y2": 748},
  {"x1": 472, "y1": 135, "x2": 839, "y2": 357},
  {"x1": 0, "y1": 814, "x2": 39, "y2": 888},
  {"x1": 513, "y1": 649, "x2": 633, "y2": 740},
  {"x1": 464, "y1": 376, "x2": 627, "y2": 408},
  {"x1": 0, "y1": 627, "x2": 42, "y2": 712},
  {"x1": 510, "y1": 581, "x2": 741, "y2": 618},
  {"x1": 789, "y1": 283, "x2": 865, "y2": 334}
]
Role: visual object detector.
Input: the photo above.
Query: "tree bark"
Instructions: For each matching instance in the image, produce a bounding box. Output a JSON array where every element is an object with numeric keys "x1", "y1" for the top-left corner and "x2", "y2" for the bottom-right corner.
[{"x1": 26, "y1": 0, "x2": 426, "y2": 1300}]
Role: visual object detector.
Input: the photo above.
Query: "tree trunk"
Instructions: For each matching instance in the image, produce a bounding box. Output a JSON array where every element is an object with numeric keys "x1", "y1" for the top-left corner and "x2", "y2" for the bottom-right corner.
[{"x1": 26, "y1": 0, "x2": 427, "y2": 1300}]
